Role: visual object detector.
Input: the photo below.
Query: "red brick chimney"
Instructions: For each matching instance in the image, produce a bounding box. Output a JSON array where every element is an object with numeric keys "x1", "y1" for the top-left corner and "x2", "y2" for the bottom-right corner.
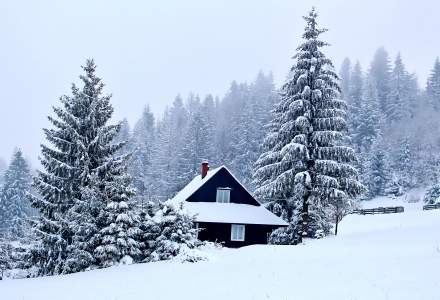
[{"x1": 201, "y1": 161, "x2": 209, "y2": 179}]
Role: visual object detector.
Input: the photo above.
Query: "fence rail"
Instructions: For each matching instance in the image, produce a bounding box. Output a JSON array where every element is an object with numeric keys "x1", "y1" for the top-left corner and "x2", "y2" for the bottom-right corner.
[
  {"x1": 352, "y1": 206, "x2": 404, "y2": 215},
  {"x1": 423, "y1": 203, "x2": 440, "y2": 211}
]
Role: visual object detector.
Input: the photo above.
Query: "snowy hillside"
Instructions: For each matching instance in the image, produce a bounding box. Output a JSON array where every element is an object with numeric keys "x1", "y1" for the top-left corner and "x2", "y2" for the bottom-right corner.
[{"x1": 2, "y1": 194, "x2": 439, "y2": 300}]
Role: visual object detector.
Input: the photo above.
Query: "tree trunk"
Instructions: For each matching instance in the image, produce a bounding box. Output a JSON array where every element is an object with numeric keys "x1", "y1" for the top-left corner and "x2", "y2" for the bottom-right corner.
[
  {"x1": 301, "y1": 187, "x2": 310, "y2": 242},
  {"x1": 334, "y1": 201, "x2": 339, "y2": 236}
]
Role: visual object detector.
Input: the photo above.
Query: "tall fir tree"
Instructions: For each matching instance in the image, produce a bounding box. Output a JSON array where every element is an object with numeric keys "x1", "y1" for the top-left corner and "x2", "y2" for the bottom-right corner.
[
  {"x1": 113, "y1": 118, "x2": 132, "y2": 155},
  {"x1": 200, "y1": 95, "x2": 218, "y2": 165},
  {"x1": 388, "y1": 53, "x2": 410, "y2": 122},
  {"x1": 393, "y1": 135, "x2": 414, "y2": 188},
  {"x1": 178, "y1": 96, "x2": 211, "y2": 185},
  {"x1": 254, "y1": 8, "x2": 364, "y2": 244},
  {"x1": 168, "y1": 96, "x2": 190, "y2": 195},
  {"x1": 348, "y1": 61, "x2": 364, "y2": 150},
  {"x1": 151, "y1": 96, "x2": 189, "y2": 201},
  {"x1": 369, "y1": 47, "x2": 392, "y2": 118},
  {"x1": 356, "y1": 76, "x2": 382, "y2": 153},
  {"x1": 426, "y1": 57, "x2": 440, "y2": 110},
  {"x1": 129, "y1": 106, "x2": 156, "y2": 205},
  {"x1": 0, "y1": 149, "x2": 32, "y2": 240},
  {"x1": 216, "y1": 81, "x2": 249, "y2": 166},
  {"x1": 367, "y1": 138, "x2": 390, "y2": 197},
  {"x1": 151, "y1": 108, "x2": 175, "y2": 201},
  {"x1": 230, "y1": 72, "x2": 278, "y2": 190},
  {"x1": 0, "y1": 157, "x2": 6, "y2": 187},
  {"x1": 231, "y1": 94, "x2": 259, "y2": 190},
  {"x1": 339, "y1": 58, "x2": 351, "y2": 101},
  {"x1": 29, "y1": 59, "x2": 139, "y2": 275}
]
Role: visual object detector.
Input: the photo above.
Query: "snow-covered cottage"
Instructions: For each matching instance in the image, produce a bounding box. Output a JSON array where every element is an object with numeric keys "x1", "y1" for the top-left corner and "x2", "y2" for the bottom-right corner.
[{"x1": 170, "y1": 162, "x2": 288, "y2": 247}]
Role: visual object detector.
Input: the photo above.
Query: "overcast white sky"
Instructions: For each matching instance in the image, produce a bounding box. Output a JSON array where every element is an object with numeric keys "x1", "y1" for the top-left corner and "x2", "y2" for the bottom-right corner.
[{"x1": 0, "y1": 0, "x2": 439, "y2": 165}]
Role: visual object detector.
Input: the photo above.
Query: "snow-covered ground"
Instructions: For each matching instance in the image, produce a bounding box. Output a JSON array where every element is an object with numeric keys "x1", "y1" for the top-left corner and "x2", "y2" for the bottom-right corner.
[
  {"x1": 2, "y1": 193, "x2": 439, "y2": 300},
  {"x1": 360, "y1": 188, "x2": 426, "y2": 210}
]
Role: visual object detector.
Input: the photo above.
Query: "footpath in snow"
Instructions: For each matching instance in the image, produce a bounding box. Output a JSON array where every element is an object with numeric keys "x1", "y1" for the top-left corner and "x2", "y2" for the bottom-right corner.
[{"x1": 1, "y1": 193, "x2": 440, "y2": 300}]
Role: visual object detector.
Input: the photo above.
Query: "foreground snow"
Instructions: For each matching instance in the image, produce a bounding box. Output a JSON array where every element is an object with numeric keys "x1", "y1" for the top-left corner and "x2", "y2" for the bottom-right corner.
[{"x1": 2, "y1": 195, "x2": 439, "y2": 300}]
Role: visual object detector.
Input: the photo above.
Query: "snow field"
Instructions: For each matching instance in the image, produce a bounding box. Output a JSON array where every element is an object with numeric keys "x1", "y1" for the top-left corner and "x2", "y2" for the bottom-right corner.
[{"x1": 1, "y1": 195, "x2": 439, "y2": 300}]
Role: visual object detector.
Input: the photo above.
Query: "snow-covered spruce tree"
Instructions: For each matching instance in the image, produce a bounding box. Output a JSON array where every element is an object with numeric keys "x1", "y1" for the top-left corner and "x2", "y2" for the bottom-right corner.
[
  {"x1": 339, "y1": 58, "x2": 351, "y2": 101},
  {"x1": 348, "y1": 61, "x2": 363, "y2": 150},
  {"x1": 250, "y1": 72, "x2": 278, "y2": 131},
  {"x1": 178, "y1": 97, "x2": 212, "y2": 186},
  {"x1": 138, "y1": 201, "x2": 161, "y2": 261},
  {"x1": 113, "y1": 118, "x2": 132, "y2": 156},
  {"x1": 230, "y1": 72, "x2": 278, "y2": 190},
  {"x1": 388, "y1": 54, "x2": 411, "y2": 123},
  {"x1": 356, "y1": 77, "x2": 382, "y2": 154},
  {"x1": 201, "y1": 95, "x2": 218, "y2": 165},
  {"x1": 0, "y1": 157, "x2": 6, "y2": 187},
  {"x1": 424, "y1": 170, "x2": 440, "y2": 204},
  {"x1": 369, "y1": 47, "x2": 392, "y2": 117},
  {"x1": 216, "y1": 81, "x2": 250, "y2": 166},
  {"x1": 0, "y1": 237, "x2": 12, "y2": 279},
  {"x1": 153, "y1": 95, "x2": 189, "y2": 200},
  {"x1": 366, "y1": 138, "x2": 391, "y2": 197},
  {"x1": 0, "y1": 149, "x2": 32, "y2": 240},
  {"x1": 148, "y1": 202, "x2": 198, "y2": 262},
  {"x1": 426, "y1": 57, "x2": 440, "y2": 110},
  {"x1": 93, "y1": 166, "x2": 143, "y2": 267},
  {"x1": 393, "y1": 135, "x2": 415, "y2": 189},
  {"x1": 232, "y1": 101, "x2": 260, "y2": 189},
  {"x1": 29, "y1": 59, "x2": 139, "y2": 275},
  {"x1": 129, "y1": 105, "x2": 156, "y2": 205},
  {"x1": 254, "y1": 8, "x2": 364, "y2": 243},
  {"x1": 355, "y1": 78, "x2": 384, "y2": 198},
  {"x1": 151, "y1": 108, "x2": 175, "y2": 201}
]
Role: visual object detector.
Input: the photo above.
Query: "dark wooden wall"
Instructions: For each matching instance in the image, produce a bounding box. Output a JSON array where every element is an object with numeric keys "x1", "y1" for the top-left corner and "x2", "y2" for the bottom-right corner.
[
  {"x1": 197, "y1": 222, "x2": 280, "y2": 247},
  {"x1": 187, "y1": 167, "x2": 260, "y2": 206}
]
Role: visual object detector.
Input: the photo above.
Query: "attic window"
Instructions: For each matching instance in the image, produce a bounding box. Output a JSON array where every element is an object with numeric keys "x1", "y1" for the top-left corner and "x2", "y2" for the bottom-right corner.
[
  {"x1": 231, "y1": 224, "x2": 245, "y2": 241},
  {"x1": 216, "y1": 188, "x2": 230, "y2": 203}
]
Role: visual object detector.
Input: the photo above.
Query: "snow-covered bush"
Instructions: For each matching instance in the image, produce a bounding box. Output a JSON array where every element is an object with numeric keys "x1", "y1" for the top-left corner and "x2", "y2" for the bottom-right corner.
[
  {"x1": 268, "y1": 208, "x2": 331, "y2": 245},
  {"x1": 385, "y1": 173, "x2": 404, "y2": 197},
  {"x1": 424, "y1": 183, "x2": 440, "y2": 204},
  {"x1": 148, "y1": 202, "x2": 200, "y2": 262},
  {"x1": 0, "y1": 239, "x2": 12, "y2": 279},
  {"x1": 0, "y1": 238, "x2": 39, "y2": 280},
  {"x1": 307, "y1": 208, "x2": 333, "y2": 238},
  {"x1": 172, "y1": 245, "x2": 210, "y2": 263},
  {"x1": 268, "y1": 225, "x2": 300, "y2": 245}
]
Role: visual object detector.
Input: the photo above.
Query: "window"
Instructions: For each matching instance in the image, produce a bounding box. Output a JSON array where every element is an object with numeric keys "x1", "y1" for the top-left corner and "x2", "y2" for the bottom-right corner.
[
  {"x1": 216, "y1": 188, "x2": 230, "y2": 203},
  {"x1": 231, "y1": 224, "x2": 245, "y2": 241}
]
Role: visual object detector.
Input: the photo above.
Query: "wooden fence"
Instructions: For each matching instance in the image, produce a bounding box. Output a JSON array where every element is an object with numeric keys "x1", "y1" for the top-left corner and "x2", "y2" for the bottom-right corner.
[
  {"x1": 423, "y1": 203, "x2": 440, "y2": 211},
  {"x1": 352, "y1": 206, "x2": 404, "y2": 215}
]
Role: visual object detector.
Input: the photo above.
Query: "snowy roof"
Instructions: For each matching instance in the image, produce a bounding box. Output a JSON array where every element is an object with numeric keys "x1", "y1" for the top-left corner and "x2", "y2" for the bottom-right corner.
[
  {"x1": 168, "y1": 166, "x2": 288, "y2": 226},
  {"x1": 171, "y1": 166, "x2": 224, "y2": 203},
  {"x1": 180, "y1": 202, "x2": 288, "y2": 226}
]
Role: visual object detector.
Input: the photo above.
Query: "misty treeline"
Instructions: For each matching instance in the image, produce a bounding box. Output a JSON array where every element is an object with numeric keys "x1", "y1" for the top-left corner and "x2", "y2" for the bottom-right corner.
[
  {"x1": 340, "y1": 51, "x2": 440, "y2": 199},
  {"x1": 115, "y1": 71, "x2": 276, "y2": 205}
]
